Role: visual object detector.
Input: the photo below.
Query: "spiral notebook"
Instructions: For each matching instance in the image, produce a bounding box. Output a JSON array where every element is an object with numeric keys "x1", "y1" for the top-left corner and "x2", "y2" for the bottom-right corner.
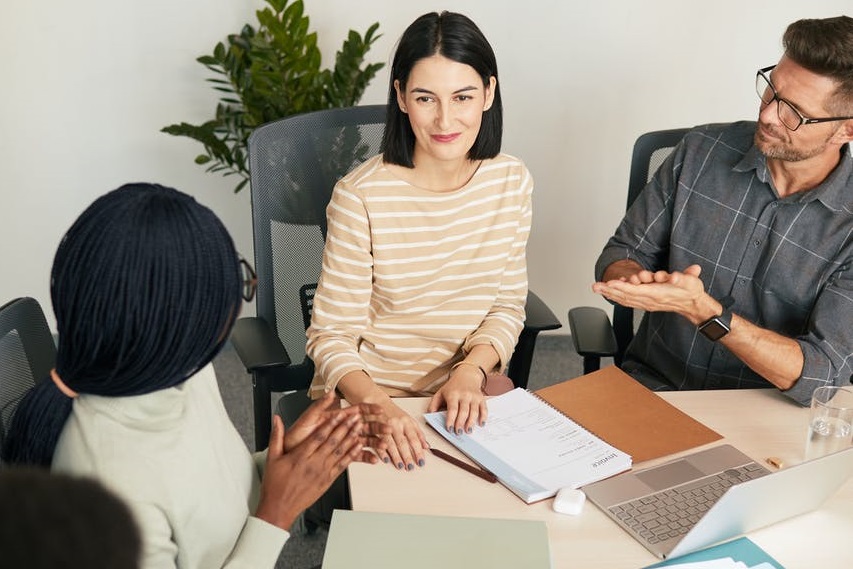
[{"x1": 424, "y1": 387, "x2": 632, "y2": 503}]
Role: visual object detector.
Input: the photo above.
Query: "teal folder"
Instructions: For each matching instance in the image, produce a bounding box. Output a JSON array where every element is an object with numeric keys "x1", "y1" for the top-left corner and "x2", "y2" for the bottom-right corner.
[
  {"x1": 643, "y1": 536, "x2": 784, "y2": 568},
  {"x1": 322, "y1": 510, "x2": 551, "y2": 568}
]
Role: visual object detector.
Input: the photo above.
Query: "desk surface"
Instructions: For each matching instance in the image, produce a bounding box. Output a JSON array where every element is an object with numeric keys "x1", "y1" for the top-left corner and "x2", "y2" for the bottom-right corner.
[{"x1": 348, "y1": 388, "x2": 853, "y2": 568}]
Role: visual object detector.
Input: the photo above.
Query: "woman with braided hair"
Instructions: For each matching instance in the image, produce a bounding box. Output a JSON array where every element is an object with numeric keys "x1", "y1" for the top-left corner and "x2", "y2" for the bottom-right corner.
[{"x1": 3, "y1": 183, "x2": 387, "y2": 568}]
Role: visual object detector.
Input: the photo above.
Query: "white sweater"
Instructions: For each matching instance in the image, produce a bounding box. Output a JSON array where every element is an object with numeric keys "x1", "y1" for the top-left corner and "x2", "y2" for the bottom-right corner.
[{"x1": 52, "y1": 364, "x2": 288, "y2": 568}]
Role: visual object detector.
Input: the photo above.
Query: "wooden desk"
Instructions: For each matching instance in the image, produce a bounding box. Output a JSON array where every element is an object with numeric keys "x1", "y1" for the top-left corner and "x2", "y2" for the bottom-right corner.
[{"x1": 348, "y1": 389, "x2": 853, "y2": 568}]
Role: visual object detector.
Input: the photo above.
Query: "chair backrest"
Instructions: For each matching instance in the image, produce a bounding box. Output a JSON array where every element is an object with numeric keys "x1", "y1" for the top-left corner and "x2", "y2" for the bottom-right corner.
[
  {"x1": 246, "y1": 105, "x2": 387, "y2": 386},
  {"x1": 612, "y1": 128, "x2": 690, "y2": 363},
  {"x1": 0, "y1": 297, "x2": 56, "y2": 459}
]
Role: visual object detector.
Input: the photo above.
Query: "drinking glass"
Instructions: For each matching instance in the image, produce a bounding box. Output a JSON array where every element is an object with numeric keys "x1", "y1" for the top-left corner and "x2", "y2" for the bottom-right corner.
[{"x1": 804, "y1": 386, "x2": 853, "y2": 461}]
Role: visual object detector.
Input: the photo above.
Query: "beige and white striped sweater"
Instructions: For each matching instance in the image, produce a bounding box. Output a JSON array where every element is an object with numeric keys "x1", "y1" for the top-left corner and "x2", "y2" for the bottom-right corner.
[{"x1": 306, "y1": 153, "x2": 532, "y2": 397}]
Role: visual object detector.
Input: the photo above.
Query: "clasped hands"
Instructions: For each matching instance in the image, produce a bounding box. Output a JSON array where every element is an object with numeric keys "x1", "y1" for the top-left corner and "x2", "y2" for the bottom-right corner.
[
  {"x1": 256, "y1": 391, "x2": 390, "y2": 531},
  {"x1": 592, "y1": 261, "x2": 711, "y2": 324}
]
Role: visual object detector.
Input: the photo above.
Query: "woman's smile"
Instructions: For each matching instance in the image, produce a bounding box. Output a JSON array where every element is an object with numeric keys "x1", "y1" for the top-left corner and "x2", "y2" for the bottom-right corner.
[{"x1": 431, "y1": 133, "x2": 461, "y2": 143}]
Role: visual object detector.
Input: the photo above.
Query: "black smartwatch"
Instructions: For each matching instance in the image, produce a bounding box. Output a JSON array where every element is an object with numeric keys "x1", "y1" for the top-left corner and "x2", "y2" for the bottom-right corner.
[{"x1": 698, "y1": 296, "x2": 734, "y2": 342}]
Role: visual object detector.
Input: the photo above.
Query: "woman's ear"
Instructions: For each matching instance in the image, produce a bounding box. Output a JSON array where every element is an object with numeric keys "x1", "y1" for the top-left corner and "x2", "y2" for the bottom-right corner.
[
  {"x1": 483, "y1": 76, "x2": 497, "y2": 111},
  {"x1": 394, "y1": 79, "x2": 407, "y2": 113}
]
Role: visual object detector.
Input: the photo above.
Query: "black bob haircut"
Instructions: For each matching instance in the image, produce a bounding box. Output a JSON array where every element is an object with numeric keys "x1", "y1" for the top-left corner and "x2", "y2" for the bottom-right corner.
[{"x1": 381, "y1": 11, "x2": 503, "y2": 167}]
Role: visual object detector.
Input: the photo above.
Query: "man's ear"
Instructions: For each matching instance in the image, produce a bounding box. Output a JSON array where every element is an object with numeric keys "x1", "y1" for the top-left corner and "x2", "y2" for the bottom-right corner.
[
  {"x1": 483, "y1": 76, "x2": 497, "y2": 111},
  {"x1": 837, "y1": 120, "x2": 853, "y2": 144},
  {"x1": 394, "y1": 79, "x2": 407, "y2": 113}
]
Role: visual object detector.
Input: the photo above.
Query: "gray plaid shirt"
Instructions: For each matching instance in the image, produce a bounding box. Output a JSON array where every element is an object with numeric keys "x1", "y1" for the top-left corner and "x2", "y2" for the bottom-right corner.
[{"x1": 596, "y1": 121, "x2": 853, "y2": 406}]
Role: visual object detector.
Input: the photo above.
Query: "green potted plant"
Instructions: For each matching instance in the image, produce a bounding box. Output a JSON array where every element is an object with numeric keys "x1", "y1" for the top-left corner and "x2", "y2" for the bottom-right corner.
[{"x1": 162, "y1": 0, "x2": 383, "y2": 192}]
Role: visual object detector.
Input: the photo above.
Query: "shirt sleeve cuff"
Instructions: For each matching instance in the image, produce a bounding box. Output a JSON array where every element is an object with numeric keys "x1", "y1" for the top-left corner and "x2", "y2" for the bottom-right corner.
[
  {"x1": 783, "y1": 342, "x2": 830, "y2": 407},
  {"x1": 595, "y1": 248, "x2": 636, "y2": 282}
]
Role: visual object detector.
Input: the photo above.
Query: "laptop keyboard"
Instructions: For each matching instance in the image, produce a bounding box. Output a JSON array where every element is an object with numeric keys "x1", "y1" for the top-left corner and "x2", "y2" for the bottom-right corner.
[{"x1": 608, "y1": 463, "x2": 770, "y2": 545}]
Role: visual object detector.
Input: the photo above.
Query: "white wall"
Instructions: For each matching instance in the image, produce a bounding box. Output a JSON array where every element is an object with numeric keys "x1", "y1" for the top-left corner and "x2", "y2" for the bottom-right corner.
[{"x1": 1, "y1": 1, "x2": 848, "y2": 330}]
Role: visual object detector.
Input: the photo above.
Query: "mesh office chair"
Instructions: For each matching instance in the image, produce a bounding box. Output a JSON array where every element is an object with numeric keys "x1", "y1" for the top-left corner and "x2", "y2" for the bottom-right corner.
[
  {"x1": 568, "y1": 127, "x2": 690, "y2": 374},
  {"x1": 0, "y1": 297, "x2": 56, "y2": 462},
  {"x1": 230, "y1": 104, "x2": 561, "y2": 450}
]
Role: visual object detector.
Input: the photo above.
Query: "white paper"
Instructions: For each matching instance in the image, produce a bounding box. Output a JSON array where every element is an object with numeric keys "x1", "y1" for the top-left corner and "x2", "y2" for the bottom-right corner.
[{"x1": 424, "y1": 388, "x2": 631, "y2": 502}]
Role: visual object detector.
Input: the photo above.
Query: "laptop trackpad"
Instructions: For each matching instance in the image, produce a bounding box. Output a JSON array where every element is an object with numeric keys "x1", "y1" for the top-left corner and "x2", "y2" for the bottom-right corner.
[{"x1": 635, "y1": 460, "x2": 705, "y2": 492}]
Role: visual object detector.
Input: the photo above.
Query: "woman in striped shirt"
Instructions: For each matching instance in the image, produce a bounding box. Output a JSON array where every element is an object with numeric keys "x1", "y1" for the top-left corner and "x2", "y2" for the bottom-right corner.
[{"x1": 307, "y1": 11, "x2": 533, "y2": 472}]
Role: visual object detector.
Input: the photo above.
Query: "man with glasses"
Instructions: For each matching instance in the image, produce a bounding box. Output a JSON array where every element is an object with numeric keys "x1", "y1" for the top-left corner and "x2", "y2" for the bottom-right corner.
[{"x1": 592, "y1": 16, "x2": 853, "y2": 406}]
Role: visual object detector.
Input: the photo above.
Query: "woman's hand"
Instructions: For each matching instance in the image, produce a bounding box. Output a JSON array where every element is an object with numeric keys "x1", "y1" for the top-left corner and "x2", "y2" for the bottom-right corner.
[
  {"x1": 255, "y1": 413, "x2": 364, "y2": 531},
  {"x1": 427, "y1": 365, "x2": 487, "y2": 434},
  {"x1": 284, "y1": 391, "x2": 390, "y2": 464},
  {"x1": 335, "y1": 370, "x2": 428, "y2": 471},
  {"x1": 375, "y1": 398, "x2": 429, "y2": 472}
]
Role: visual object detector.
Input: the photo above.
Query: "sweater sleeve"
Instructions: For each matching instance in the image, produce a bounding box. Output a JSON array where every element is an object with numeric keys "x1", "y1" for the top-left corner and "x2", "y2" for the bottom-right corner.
[
  {"x1": 131, "y1": 502, "x2": 289, "y2": 569},
  {"x1": 463, "y1": 163, "x2": 533, "y2": 369},
  {"x1": 306, "y1": 179, "x2": 375, "y2": 396},
  {"x1": 222, "y1": 517, "x2": 290, "y2": 569}
]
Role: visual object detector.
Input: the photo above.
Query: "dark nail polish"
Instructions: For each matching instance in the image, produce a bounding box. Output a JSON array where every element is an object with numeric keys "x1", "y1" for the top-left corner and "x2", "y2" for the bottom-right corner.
[
  {"x1": 407, "y1": 463, "x2": 414, "y2": 471},
  {"x1": 456, "y1": 428, "x2": 463, "y2": 435},
  {"x1": 466, "y1": 427, "x2": 473, "y2": 434},
  {"x1": 383, "y1": 457, "x2": 390, "y2": 464},
  {"x1": 418, "y1": 459, "x2": 425, "y2": 467},
  {"x1": 397, "y1": 462, "x2": 404, "y2": 470}
]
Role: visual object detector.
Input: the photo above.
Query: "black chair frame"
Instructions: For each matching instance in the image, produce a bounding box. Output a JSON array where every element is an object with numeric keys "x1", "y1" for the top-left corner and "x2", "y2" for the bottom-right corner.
[
  {"x1": 0, "y1": 297, "x2": 56, "y2": 459},
  {"x1": 231, "y1": 105, "x2": 561, "y2": 450},
  {"x1": 568, "y1": 127, "x2": 690, "y2": 375}
]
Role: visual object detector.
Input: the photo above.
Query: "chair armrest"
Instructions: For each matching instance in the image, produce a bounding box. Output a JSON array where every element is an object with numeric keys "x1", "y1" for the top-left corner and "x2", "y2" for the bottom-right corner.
[
  {"x1": 567, "y1": 306, "x2": 618, "y2": 357},
  {"x1": 523, "y1": 290, "x2": 562, "y2": 332},
  {"x1": 230, "y1": 317, "x2": 291, "y2": 372},
  {"x1": 507, "y1": 291, "x2": 561, "y2": 389}
]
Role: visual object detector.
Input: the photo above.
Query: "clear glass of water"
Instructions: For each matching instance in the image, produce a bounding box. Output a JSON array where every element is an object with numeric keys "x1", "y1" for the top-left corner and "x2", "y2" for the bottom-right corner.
[{"x1": 805, "y1": 386, "x2": 853, "y2": 461}]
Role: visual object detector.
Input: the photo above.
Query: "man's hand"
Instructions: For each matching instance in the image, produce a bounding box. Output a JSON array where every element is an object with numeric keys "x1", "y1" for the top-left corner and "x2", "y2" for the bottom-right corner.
[
  {"x1": 593, "y1": 264, "x2": 718, "y2": 325},
  {"x1": 595, "y1": 260, "x2": 804, "y2": 390}
]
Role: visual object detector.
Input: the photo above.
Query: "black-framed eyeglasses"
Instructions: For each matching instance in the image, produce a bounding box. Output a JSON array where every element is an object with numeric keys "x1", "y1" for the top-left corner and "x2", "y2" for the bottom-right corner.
[
  {"x1": 756, "y1": 65, "x2": 853, "y2": 132},
  {"x1": 239, "y1": 256, "x2": 257, "y2": 302}
]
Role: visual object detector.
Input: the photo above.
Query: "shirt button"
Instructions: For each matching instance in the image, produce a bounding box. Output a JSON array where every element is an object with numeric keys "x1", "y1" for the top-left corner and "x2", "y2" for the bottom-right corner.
[{"x1": 753, "y1": 240, "x2": 760, "y2": 247}]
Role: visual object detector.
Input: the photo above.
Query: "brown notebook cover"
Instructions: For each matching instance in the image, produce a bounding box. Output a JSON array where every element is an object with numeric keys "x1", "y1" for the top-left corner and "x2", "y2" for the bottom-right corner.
[{"x1": 534, "y1": 366, "x2": 722, "y2": 463}]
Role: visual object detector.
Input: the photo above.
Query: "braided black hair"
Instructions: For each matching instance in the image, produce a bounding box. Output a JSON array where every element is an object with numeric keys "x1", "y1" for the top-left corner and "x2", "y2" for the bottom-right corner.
[{"x1": 2, "y1": 183, "x2": 242, "y2": 466}]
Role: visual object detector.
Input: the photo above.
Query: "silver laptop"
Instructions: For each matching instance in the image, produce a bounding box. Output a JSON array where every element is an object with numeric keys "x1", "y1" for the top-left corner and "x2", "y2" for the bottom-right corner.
[{"x1": 582, "y1": 443, "x2": 853, "y2": 559}]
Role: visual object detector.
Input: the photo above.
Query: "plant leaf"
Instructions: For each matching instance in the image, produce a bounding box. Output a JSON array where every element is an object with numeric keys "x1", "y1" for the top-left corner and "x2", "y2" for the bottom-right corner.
[{"x1": 164, "y1": 0, "x2": 382, "y2": 193}]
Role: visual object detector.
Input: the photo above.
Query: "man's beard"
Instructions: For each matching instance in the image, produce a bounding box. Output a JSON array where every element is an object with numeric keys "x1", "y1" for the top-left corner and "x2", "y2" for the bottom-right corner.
[{"x1": 754, "y1": 123, "x2": 835, "y2": 162}]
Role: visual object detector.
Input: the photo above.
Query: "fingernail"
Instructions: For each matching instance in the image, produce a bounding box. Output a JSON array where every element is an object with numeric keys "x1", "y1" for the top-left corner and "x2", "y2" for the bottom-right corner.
[
  {"x1": 466, "y1": 427, "x2": 473, "y2": 434},
  {"x1": 407, "y1": 463, "x2": 414, "y2": 471},
  {"x1": 383, "y1": 457, "x2": 390, "y2": 464},
  {"x1": 418, "y1": 459, "x2": 425, "y2": 467},
  {"x1": 456, "y1": 428, "x2": 463, "y2": 435},
  {"x1": 397, "y1": 462, "x2": 404, "y2": 470}
]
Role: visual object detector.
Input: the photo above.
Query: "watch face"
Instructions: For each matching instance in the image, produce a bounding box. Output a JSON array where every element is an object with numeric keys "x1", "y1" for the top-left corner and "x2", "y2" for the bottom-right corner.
[{"x1": 699, "y1": 318, "x2": 730, "y2": 341}]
